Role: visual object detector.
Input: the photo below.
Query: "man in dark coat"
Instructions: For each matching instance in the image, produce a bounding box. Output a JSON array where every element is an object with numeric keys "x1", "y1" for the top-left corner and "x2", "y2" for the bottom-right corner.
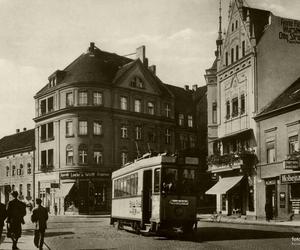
[
  {"x1": 0, "y1": 201, "x2": 7, "y2": 244},
  {"x1": 31, "y1": 198, "x2": 48, "y2": 250},
  {"x1": 6, "y1": 191, "x2": 26, "y2": 250}
]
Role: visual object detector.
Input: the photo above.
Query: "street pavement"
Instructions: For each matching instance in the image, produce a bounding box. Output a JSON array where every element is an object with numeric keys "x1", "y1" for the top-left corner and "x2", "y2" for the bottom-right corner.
[{"x1": 1, "y1": 214, "x2": 300, "y2": 250}]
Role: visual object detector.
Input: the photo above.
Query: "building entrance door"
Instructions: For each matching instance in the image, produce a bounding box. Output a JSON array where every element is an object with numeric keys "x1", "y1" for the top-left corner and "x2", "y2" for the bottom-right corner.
[{"x1": 266, "y1": 184, "x2": 277, "y2": 218}]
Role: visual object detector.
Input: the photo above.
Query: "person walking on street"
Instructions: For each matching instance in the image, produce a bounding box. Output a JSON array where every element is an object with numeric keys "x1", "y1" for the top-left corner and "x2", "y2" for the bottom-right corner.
[
  {"x1": 0, "y1": 201, "x2": 7, "y2": 244},
  {"x1": 31, "y1": 198, "x2": 48, "y2": 250},
  {"x1": 6, "y1": 191, "x2": 26, "y2": 250}
]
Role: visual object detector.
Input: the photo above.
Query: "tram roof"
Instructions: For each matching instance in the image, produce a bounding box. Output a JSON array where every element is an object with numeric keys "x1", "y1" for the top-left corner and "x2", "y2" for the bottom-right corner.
[{"x1": 112, "y1": 155, "x2": 199, "y2": 179}]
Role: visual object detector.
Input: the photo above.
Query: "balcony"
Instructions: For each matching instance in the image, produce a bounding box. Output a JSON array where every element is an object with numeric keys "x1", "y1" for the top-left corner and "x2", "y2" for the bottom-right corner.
[
  {"x1": 40, "y1": 164, "x2": 54, "y2": 172},
  {"x1": 207, "y1": 150, "x2": 257, "y2": 173}
]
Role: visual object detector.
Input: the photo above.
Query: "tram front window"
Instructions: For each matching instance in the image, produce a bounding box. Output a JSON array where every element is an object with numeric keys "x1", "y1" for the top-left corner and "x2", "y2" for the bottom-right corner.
[{"x1": 162, "y1": 168, "x2": 196, "y2": 196}]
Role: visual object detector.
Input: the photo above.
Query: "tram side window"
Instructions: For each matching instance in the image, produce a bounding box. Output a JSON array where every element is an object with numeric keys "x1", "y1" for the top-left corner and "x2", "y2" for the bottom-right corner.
[
  {"x1": 154, "y1": 168, "x2": 160, "y2": 193},
  {"x1": 114, "y1": 173, "x2": 138, "y2": 198}
]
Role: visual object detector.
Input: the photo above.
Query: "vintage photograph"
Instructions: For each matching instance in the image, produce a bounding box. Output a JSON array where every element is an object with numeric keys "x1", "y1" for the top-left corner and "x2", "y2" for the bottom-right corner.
[{"x1": 0, "y1": 0, "x2": 300, "y2": 249}]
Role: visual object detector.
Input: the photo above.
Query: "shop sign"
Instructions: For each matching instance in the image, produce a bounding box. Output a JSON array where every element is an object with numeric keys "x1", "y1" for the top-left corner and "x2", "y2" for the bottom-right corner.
[
  {"x1": 281, "y1": 173, "x2": 300, "y2": 184},
  {"x1": 50, "y1": 183, "x2": 59, "y2": 188},
  {"x1": 283, "y1": 158, "x2": 300, "y2": 170},
  {"x1": 60, "y1": 171, "x2": 110, "y2": 180},
  {"x1": 279, "y1": 18, "x2": 300, "y2": 44}
]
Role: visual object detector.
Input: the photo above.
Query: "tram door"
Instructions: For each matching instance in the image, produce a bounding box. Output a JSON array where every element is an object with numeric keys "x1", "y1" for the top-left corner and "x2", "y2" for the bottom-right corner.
[{"x1": 142, "y1": 170, "x2": 152, "y2": 224}]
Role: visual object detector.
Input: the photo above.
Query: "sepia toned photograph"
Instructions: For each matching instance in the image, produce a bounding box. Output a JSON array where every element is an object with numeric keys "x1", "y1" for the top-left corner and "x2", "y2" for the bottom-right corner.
[{"x1": 0, "y1": 0, "x2": 300, "y2": 249}]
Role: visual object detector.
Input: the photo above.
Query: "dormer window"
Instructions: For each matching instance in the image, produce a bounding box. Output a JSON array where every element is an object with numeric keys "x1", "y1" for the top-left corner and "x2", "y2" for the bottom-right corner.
[{"x1": 130, "y1": 76, "x2": 144, "y2": 89}]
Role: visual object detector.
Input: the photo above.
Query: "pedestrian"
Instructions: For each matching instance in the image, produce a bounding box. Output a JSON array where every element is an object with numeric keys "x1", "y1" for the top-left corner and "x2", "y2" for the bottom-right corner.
[
  {"x1": 265, "y1": 200, "x2": 273, "y2": 221},
  {"x1": 0, "y1": 201, "x2": 7, "y2": 244},
  {"x1": 6, "y1": 191, "x2": 26, "y2": 250},
  {"x1": 31, "y1": 198, "x2": 48, "y2": 250}
]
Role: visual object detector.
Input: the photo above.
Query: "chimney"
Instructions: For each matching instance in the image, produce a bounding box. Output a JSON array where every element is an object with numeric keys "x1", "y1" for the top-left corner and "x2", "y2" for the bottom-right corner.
[
  {"x1": 89, "y1": 42, "x2": 95, "y2": 53},
  {"x1": 16, "y1": 129, "x2": 20, "y2": 133},
  {"x1": 184, "y1": 85, "x2": 189, "y2": 91},
  {"x1": 148, "y1": 65, "x2": 156, "y2": 75},
  {"x1": 192, "y1": 84, "x2": 198, "y2": 91},
  {"x1": 23, "y1": 128, "x2": 27, "y2": 132},
  {"x1": 136, "y1": 45, "x2": 146, "y2": 64}
]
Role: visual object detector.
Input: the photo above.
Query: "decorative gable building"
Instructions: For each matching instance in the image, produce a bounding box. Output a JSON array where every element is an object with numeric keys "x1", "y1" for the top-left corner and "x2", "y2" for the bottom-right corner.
[
  {"x1": 206, "y1": 0, "x2": 300, "y2": 219},
  {"x1": 34, "y1": 43, "x2": 206, "y2": 215}
]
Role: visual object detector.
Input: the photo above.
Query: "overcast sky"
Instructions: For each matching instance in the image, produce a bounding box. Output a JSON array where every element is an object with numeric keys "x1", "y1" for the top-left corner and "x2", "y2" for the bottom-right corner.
[{"x1": 0, "y1": 0, "x2": 299, "y2": 138}]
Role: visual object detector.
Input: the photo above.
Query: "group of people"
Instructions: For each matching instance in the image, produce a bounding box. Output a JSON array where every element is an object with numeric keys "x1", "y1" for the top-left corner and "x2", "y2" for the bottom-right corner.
[{"x1": 0, "y1": 191, "x2": 48, "y2": 250}]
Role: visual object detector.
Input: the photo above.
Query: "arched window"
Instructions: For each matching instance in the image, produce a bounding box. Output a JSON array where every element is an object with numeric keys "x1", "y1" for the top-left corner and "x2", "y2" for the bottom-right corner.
[
  {"x1": 79, "y1": 144, "x2": 88, "y2": 164},
  {"x1": 6, "y1": 166, "x2": 9, "y2": 177},
  {"x1": 93, "y1": 144, "x2": 103, "y2": 165},
  {"x1": 27, "y1": 163, "x2": 32, "y2": 175},
  {"x1": 147, "y1": 102, "x2": 155, "y2": 115},
  {"x1": 12, "y1": 165, "x2": 16, "y2": 176},
  {"x1": 66, "y1": 144, "x2": 74, "y2": 165},
  {"x1": 19, "y1": 164, "x2": 24, "y2": 175}
]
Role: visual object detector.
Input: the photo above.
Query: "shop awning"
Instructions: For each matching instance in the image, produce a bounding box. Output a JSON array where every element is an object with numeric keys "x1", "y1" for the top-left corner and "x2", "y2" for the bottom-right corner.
[
  {"x1": 205, "y1": 176, "x2": 243, "y2": 195},
  {"x1": 211, "y1": 129, "x2": 253, "y2": 142},
  {"x1": 56, "y1": 182, "x2": 75, "y2": 198}
]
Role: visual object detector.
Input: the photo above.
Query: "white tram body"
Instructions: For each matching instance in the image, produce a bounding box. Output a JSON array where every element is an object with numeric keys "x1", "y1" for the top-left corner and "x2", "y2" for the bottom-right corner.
[{"x1": 111, "y1": 155, "x2": 199, "y2": 232}]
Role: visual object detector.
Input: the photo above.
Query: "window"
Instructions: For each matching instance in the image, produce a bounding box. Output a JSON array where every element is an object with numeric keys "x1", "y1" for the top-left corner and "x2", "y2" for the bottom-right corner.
[
  {"x1": 114, "y1": 173, "x2": 138, "y2": 198},
  {"x1": 93, "y1": 92, "x2": 103, "y2": 105},
  {"x1": 180, "y1": 134, "x2": 188, "y2": 149},
  {"x1": 41, "y1": 151, "x2": 47, "y2": 166},
  {"x1": 27, "y1": 184, "x2": 31, "y2": 198},
  {"x1": 134, "y1": 99, "x2": 142, "y2": 112},
  {"x1": 232, "y1": 97, "x2": 238, "y2": 117},
  {"x1": 20, "y1": 164, "x2": 24, "y2": 176},
  {"x1": 188, "y1": 115, "x2": 193, "y2": 128},
  {"x1": 267, "y1": 141, "x2": 276, "y2": 163},
  {"x1": 232, "y1": 22, "x2": 234, "y2": 32},
  {"x1": 236, "y1": 45, "x2": 239, "y2": 61},
  {"x1": 19, "y1": 184, "x2": 23, "y2": 196},
  {"x1": 148, "y1": 102, "x2": 155, "y2": 115},
  {"x1": 241, "y1": 94, "x2": 245, "y2": 114},
  {"x1": 148, "y1": 129, "x2": 156, "y2": 143},
  {"x1": 93, "y1": 121, "x2": 102, "y2": 135},
  {"x1": 79, "y1": 144, "x2": 88, "y2": 164},
  {"x1": 66, "y1": 121, "x2": 73, "y2": 137},
  {"x1": 121, "y1": 125, "x2": 128, "y2": 139},
  {"x1": 119, "y1": 96, "x2": 127, "y2": 110},
  {"x1": 165, "y1": 128, "x2": 171, "y2": 144},
  {"x1": 121, "y1": 152, "x2": 128, "y2": 166},
  {"x1": 189, "y1": 135, "x2": 196, "y2": 148},
  {"x1": 130, "y1": 76, "x2": 144, "y2": 88},
  {"x1": 231, "y1": 48, "x2": 234, "y2": 64},
  {"x1": 48, "y1": 122, "x2": 54, "y2": 139},
  {"x1": 221, "y1": 194, "x2": 227, "y2": 211},
  {"x1": 165, "y1": 104, "x2": 171, "y2": 118},
  {"x1": 41, "y1": 99, "x2": 46, "y2": 115},
  {"x1": 48, "y1": 97, "x2": 54, "y2": 112},
  {"x1": 235, "y1": 20, "x2": 238, "y2": 29},
  {"x1": 66, "y1": 92, "x2": 74, "y2": 106},
  {"x1": 289, "y1": 135, "x2": 299, "y2": 154},
  {"x1": 212, "y1": 102, "x2": 217, "y2": 123},
  {"x1": 135, "y1": 126, "x2": 142, "y2": 140},
  {"x1": 225, "y1": 52, "x2": 228, "y2": 66},
  {"x1": 48, "y1": 149, "x2": 54, "y2": 166},
  {"x1": 226, "y1": 100, "x2": 230, "y2": 119},
  {"x1": 94, "y1": 151, "x2": 103, "y2": 165},
  {"x1": 41, "y1": 124, "x2": 46, "y2": 141},
  {"x1": 79, "y1": 121, "x2": 88, "y2": 135},
  {"x1": 6, "y1": 166, "x2": 9, "y2": 177},
  {"x1": 27, "y1": 163, "x2": 31, "y2": 175},
  {"x1": 78, "y1": 91, "x2": 88, "y2": 105},
  {"x1": 41, "y1": 123, "x2": 54, "y2": 141},
  {"x1": 66, "y1": 145, "x2": 74, "y2": 165},
  {"x1": 242, "y1": 41, "x2": 246, "y2": 57},
  {"x1": 179, "y1": 114, "x2": 184, "y2": 126},
  {"x1": 154, "y1": 168, "x2": 160, "y2": 193}
]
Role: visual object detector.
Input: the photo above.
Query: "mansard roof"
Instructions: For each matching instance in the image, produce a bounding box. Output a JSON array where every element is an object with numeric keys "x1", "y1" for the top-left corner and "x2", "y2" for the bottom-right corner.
[
  {"x1": 256, "y1": 77, "x2": 300, "y2": 120},
  {"x1": 0, "y1": 129, "x2": 35, "y2": 157}
]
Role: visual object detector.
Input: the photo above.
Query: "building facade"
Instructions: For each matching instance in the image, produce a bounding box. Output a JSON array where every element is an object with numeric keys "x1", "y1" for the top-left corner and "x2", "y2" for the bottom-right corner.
[
  {"x1": 34, "y1": 43, "x2": 205, "y2": 215},
  {"x1": 205, "y1": 0, "x2": 300, "y2": 218},
  {"x1": 255, "y1": 78, "x2": 300, "y2": 220},
  {"x1": 0, "y1": 129, "x2": 35, "y2": 206}
]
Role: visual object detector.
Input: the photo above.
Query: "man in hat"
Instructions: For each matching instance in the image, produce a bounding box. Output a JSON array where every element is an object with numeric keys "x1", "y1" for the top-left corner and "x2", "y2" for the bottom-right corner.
[
  {"x1": 31, "y1": 198, "x2": 48, "y2": 250},
  {"x1": 6, "y1": 191, "x2": 26, "y2": 250},
  {"x1": 0, "y1": 201, "x2": 7, "y2": 244}
]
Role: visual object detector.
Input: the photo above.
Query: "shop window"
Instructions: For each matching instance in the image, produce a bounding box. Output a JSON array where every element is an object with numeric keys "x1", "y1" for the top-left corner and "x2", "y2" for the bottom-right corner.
[
  {"x1": 121, "y1": 125, "x2": 128, "y2": 139},
  {"x1": 78, "y1": 91, "x2": 88, "y2": 105},
  {"x1": 226, "y1": 100, "x2": 230, "y2": 119},
  {"x1": 93, "y1": 121, "x2": 102, "y2": 136},
  {"x1": 241, "y1": 94, "x2": 245, "y2": 114},
  {"x1": 66, "y1": 145, "x2": 74, "y2": 165},
  {"x1": 248, "y1": 177, "x2": 254, "y2": 211},
  {"x1": 66, "y1": 92, "x2": 73, "y2": 106},
  {"x1": 147, "y1": 102, "x2": 155, "y2": 115},
  {"x1": 79, "y1": 144, "x2": 88, "y2": 164},
  {"x1": 178, "y1": 114, "x2": 184, "y2": 126},
  {"x1": 289, "y1": 135, "x2": 299, "y2": 154},
  {"x1": 79, "y1": 121, "x2": 88, "y2": 135},
  {"x1": 267, "y1": 141, "x2": 276, "y2": 163},
  {"x1": 66, "y1": 121, "x2": 74, "y2": 137},
  {"x1": 120, "y1": 96, "x2": 128, "y2": 110},
  {"x1": 188, "y1": 115, "x2": 193, "y2": 128},
  {"x1": 212, "y1": 102, "x2": 217, "y2": 123},
  {"x1": 232, "y1": 97, "x2": 238, "y2": 117},
  {"x1": 154, "y1": 168, "x2": 160, "y2": 193},
  {"x1": 291, "y1": 183, "x2": 300, "y2": 199},
  {"x1": 134, "y1": 99, "x2": 142, "y2": 113},
  {"x1": 93, "y1": 91, "x2": 103, "y2": 106},
  {"x1": 221, "y1": 194, "x2": 226, "y2": 211}
]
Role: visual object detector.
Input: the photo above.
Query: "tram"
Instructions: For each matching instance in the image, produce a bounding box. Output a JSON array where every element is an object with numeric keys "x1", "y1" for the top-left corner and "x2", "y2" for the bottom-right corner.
[{"x1": 111, "y1": 154, "x2": 199, "y2": 233}]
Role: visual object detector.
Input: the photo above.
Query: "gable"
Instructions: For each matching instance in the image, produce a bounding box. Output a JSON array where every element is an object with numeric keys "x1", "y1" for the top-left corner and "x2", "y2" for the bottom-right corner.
[{"x1": 114, "y1": 61, "x2": 162, "y2": 96}]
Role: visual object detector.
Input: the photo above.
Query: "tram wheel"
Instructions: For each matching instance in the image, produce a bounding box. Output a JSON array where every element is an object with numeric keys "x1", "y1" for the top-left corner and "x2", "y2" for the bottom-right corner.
[
  {"x1": 133, "y1": 222, "x2": 141, "y2": 234},
  {"x1": 115, "y1": 221, "x2": 123, "y2": 230}
]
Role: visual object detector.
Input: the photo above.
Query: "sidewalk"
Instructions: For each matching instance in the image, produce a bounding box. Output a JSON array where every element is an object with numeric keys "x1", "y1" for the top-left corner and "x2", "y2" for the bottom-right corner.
[
  {"x1": 0, "y1": 234, "x2": 40, "y2": 250},
  {"x1": 197, "y1": 214, "x2": 300, "y2": 228}
]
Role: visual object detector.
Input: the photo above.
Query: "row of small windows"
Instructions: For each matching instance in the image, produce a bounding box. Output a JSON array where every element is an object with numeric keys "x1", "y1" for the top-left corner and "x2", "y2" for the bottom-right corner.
[
  {"x1": 178, "y1": 114, "x2": 193, "y2": 128},
  {"x1": 6, "y1": 163, "x2": 32, "y2": 177},
  {"x1": 114, "y1": 173, "x2": 138, "y2": 198},
  {"x1": 225, "y1": 41, "x2": 246, "y2": 66},
  {"x1": 10, "y1": 183, "x2": 32, "y2": 199},
  {"x1": 225, "y1": 94, "x2": 245, "y2": 120}
]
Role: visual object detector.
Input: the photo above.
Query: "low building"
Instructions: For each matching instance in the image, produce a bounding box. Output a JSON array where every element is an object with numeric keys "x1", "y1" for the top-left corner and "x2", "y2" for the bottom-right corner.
[
  {"x1": 0, "y1": 128, "x2": 35, "y2": 206},
  {"x1": 255, "y1": 78, "x2": 300, "y2": 220}
]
